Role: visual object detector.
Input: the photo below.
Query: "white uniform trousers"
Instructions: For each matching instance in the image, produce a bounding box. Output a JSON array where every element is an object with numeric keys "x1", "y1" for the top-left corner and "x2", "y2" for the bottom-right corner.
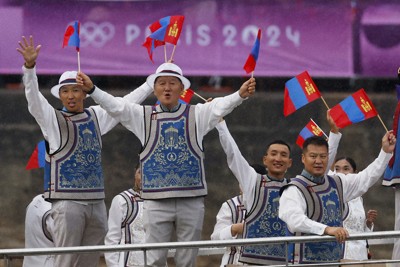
[{"x1": 143, "y1": 197, "x2": 205, "y2": 267}]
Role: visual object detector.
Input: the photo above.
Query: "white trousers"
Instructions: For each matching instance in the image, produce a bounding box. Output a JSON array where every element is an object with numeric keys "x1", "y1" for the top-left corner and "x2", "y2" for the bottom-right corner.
[
  {"x1": 51, "y1": 200, "x2": 107, "y2": 267},
  {"x1": 143, "y1": 197, "x2": 205, "y2": 267}
]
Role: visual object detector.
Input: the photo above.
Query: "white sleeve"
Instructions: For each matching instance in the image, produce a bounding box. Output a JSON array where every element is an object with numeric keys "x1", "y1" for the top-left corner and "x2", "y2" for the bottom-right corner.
[
  {"x1": 90, "y1": 87, "x2": 146, "y2": 145},
  {"x1": 195, "y1": 91, "x2": 245, "y2": 145},
  {"x1": 105, "y1": 195, "x2": 126, "y2": 267},
  {"x1": 341, "y1": 149, "x2": 393, "y2": 202},
  {"x1": 215, "y1": 120, "x2": 257, "y2": 209},
  {"x1": 23, "y1": 66, "x2": 61, "y2": 153},
  {"x1": 279, "y1": 186, "x2": 327, "y2": 235},
  {"x1": 327, "y1": 131, "x2": 342, "y2": 174},
  {"x1": 90, "y1": 82, "x2": 152, "y2": 136},
  {"x1": 211, "y1": 202, "x2": 237, "y2": 240}
]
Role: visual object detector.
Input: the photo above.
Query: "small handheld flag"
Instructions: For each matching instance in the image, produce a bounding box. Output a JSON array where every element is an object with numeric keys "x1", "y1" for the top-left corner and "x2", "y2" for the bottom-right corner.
[
  {"x1": 63, "y1": 20, "x2": 81, "y2": 72},
  {"x1": 283, "y1": 71, "x2": 322, "y2": 116},
  {"x1": 296, "y1": 119, "x2": 326, "y2": 148},
  {"x1": 243, "y1": 28, "x2": 261, "y2": 75},
  {"x1": 149, "y1": 15, "x2": 184, "y2": 45},
  {"x1": 329, "y1": 88, "x2": 378, "y2": 129},
  {"x1": 26, "y1": 140, "x2": 46, "y2": 170}
]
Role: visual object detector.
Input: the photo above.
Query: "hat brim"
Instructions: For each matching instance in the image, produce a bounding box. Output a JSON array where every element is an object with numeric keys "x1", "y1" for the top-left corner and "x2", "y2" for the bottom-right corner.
[
  {"x1": 146, "y1": 73, "x2": 191, "y2": 90},
  {"x1": 50, "y1": 83, "x2": 90, "y2": 99}
]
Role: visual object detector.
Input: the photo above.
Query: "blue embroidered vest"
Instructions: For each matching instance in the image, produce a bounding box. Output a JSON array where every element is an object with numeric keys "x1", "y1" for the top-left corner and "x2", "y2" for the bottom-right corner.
[
  {"x1": 239, "y1": 175, "x2": 288, "y2": 265},
  {"x1": 225, "y1": 195, "x2": 246, "y2": 265},
  {"x1": 284, "y1": 175, "x2": 345, "y2": 264},
  {"x1": 44, "y1": 108, "x2": 104, "y2": 200},
  {"x1": 140, "y1": 104, "x2": 206, "y2": 199}
]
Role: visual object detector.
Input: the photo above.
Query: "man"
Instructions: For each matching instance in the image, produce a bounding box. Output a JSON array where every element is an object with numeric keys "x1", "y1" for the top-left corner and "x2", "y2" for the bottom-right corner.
[
  {"x1": 76, "y1": 62, "x2": 256, "y2": 267},
  {"x1": 23, "y1": 194, "x2": 54, "y2": 267},
  {"x1": 215, "y1": 112, "x2": 340, "y2": 265},
  {"x1": 279, "y1": 130, "x2": 395, "y2": 264},
  {"x1": 105, "y1": 164, "x2": 145, "y2": 267},
  {"x1": 17, "y1": 35, "x2": 153, "y2": 267}
]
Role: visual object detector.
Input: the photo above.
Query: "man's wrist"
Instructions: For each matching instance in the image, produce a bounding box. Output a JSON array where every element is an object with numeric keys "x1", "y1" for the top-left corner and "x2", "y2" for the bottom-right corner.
[
  {"x1": 24, "y1": 62, "x2": 35, "y2": 69},
  {"x1": 87, "y1": 85, "x2": 96, "y2": 94}
]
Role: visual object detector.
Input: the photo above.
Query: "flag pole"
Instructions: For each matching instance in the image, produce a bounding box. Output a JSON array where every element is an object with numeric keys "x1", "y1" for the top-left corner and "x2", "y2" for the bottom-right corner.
[
  {"x1": 77, "y1": 51, "x2": 81, "y2": 73},
  {"x1": 377, "y1": 114, "x2": 389, "y2": 132},
  {"x1": 170, "y1": 45, "x2": 177, "y2": 62},
  {"x1": 310, "y1": 118, "x2": 329, "y2": 139},
  {"x1": 320, "y1": 96, "x2": 330, "y2": 110},
  {"x1": 164, "y1": 46, "x2": 167, "y2": 63},
  {"x1": 251, "y1": 71, "x2": 254, "y2": 79},
  {"x1": 194, "y1": 91, "x2": 207, "y2": 102}
]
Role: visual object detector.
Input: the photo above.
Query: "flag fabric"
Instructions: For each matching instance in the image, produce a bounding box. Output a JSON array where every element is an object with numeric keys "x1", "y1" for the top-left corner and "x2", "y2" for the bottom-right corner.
[
  {"x1": 149, "y1": 15, "x2": 184, "y2": 45},
  {"x1": 283, "y1": 71, "x2": 321, "y2": 116},
  {"x1": 383, "y1": 100, "x2": 400, "y2": 186},
  {"x1": 329, "y1": 88, "x2": 378, "y2": 129},
  {"x1": 243, "y1": 28, "x2": 261, "y2": 74},
  {"x1": 26, "y1": 140, "x2": 46, "y2": 170},
  {"x1": 142, "y1": 37, "x2": 165, "y2": 62},
  {"x1": 63, "y1": 21, "x2": 80, "y2": 52},
  {"x1": 296, "y1": 120, "x2": 324, "y2": 148}
]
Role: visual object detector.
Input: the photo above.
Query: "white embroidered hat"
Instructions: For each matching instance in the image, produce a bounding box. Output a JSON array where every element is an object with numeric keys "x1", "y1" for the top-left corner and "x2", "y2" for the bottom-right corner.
[{"x1": 146, "y1": 63, "x2": 191, "y2": 90}]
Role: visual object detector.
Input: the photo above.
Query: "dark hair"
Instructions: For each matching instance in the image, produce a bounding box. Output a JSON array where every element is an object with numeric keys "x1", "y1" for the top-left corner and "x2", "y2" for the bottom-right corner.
[
  {"x1": 302, "y1": 136, "x2": 328, "y2": 153},
  {"x1": 334, "y1": 156, "x2": 357, "y2": 172},
  {"x1": 250, "y1": 163, "x2": 267, "y2": 175},
  {"x1": 265, "y1": 140, "x2": 291, "y2": 156}
]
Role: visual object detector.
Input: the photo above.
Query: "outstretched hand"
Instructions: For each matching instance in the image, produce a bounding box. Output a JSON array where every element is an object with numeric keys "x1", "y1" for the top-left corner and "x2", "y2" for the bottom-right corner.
[
  {"x1": 239, "y1": 77, "x2": 256, "y2": 99},
  {"x1": 17, "y1": 36, "x2": 41, "y2": 68},
  {"x1": 382, "y1": 130, "x2": 396, "y2": 153},
  {"x1": 327, "y1": 109, "x2": 339, "y2": 134}
]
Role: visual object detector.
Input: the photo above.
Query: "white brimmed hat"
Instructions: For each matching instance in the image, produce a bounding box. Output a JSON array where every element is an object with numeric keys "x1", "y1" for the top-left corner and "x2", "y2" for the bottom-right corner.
[
  {"x1": 50, "y1": 71, "x2": 88, "y2": 99},
  {"x1": 146, "y1": 63, "x2": 191, "y2": 90}
]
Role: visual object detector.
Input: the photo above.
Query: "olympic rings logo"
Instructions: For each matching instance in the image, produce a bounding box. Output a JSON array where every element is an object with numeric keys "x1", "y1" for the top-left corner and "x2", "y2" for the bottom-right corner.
[{"x1": 78, "y1": 21, "x2": 115, "y2": 48}]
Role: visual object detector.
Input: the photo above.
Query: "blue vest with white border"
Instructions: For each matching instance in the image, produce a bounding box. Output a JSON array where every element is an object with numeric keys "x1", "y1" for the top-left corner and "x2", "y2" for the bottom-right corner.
[
  {"x1": 44, "y1": 108, "x2": 104, "y2": 200},
  {"x1": 283, "y1": 174, "x2": 345, "y2": 264},
  {"x1": 140, "y1": 104, "x2": 206, "y2": 199},
  {"x1": 239, "y1": 174, "x2": 288, "y2": 265}
]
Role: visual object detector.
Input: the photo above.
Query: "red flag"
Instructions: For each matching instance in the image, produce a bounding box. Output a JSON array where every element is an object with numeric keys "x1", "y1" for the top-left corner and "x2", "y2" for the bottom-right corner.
[
  {"x1": 149, "y1": 15, "x2": 184, "y2": 45},
  {"x1": 243, "y1": 29, "x2": 261, "y2": 74},
  {"x1": 330, "y1": 88, "x2": 378, "y2": 129},
  {"x1": 283, "y1": 71, "x2": 321, "y2": 116},
  {"x1": 142, "y1": 18, "x2": 167, "y2": 62},
  {"x1": 180, "y1": 88, "x2": 194, "y2": 104},
  {"x1": 296, "y1": 120, "x2": 325, "y2": 148},
  {"x1": 63, "y1": 21, "x2": 80, "y2": 52},
  {"x1": 26, "y1": 140, "x2": 46, "y2": 170}
]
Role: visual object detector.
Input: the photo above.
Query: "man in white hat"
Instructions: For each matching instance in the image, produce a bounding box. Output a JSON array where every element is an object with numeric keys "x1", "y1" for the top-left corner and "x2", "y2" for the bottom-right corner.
[
  {"x1": 17, "y1": 35, "x2": 153, "y2": 267},
  {"x1": 76, "y1": 62, "x2": 256, "y2": 267}
]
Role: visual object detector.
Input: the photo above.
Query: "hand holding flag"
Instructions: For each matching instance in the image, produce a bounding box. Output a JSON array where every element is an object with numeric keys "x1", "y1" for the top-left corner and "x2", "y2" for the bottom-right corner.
[
  {"x1": 296, "y1": 119, "x2": 327, "y2": 148},
  {"x1": 63, "y1": 20, "x2": 81, "y2": 71},
  {"x1": 243, "y1": 28, "x2": 261, "y2": 76},
  {"x1": 329, "y1": 88, "x2": 382, "y2": 129}
]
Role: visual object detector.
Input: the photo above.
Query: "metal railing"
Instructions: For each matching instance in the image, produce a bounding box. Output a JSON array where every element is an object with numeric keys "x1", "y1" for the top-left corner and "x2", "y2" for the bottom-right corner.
[{"x1": 2, "y1": 231, "x2": 400, "y2": 266}]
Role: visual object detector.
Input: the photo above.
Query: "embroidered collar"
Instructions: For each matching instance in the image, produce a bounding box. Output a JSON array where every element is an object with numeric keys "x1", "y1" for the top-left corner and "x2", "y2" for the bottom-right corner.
[
  {"x1": 160, "y1": 103, "x2": 180, "y2": 112},
  {"x1": 266, "y1": 174, "x2": 286, "y2": 183},
  {"x1": 301, "y1": 169, "x2": 325, "y2": 184}
]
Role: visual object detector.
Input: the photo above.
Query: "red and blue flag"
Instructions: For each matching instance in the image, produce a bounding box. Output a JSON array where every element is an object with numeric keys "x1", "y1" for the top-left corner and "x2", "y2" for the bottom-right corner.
[
  {"x1": 143, "y1": 19, "x2": 167, "y2": 62},
  {"x1": 296, "y1": 120, "x2": 325, "y2": 148},
  {"x1": 26, "y1": 140, "x2": 46, "y2": 170},
  {"x1": 243, "y1": 29, "x2": 261, "y2": 74},
  {"x1": 63, "y1": 21, "x2": 80, "y2": 52},
  {"x1": 329, "y1": 88, "x2": 378, "y2": 129},
  {"x1": 149, "y1": 15, "x2": 184, "y2": 45},
  {"x1": 283, "y1": 71, "x2": 321, "y2": 116}
]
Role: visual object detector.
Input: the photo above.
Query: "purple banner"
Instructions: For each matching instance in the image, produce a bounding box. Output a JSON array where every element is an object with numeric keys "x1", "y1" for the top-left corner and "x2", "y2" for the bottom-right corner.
[{"x1": 1, "y1": 1, "x2": 353, "y2": 77}]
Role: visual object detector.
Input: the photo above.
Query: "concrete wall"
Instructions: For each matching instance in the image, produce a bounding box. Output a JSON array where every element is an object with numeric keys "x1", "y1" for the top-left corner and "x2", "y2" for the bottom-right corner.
[{"x1": 0, "y1": 88, "x2": 397, "y2": 263}]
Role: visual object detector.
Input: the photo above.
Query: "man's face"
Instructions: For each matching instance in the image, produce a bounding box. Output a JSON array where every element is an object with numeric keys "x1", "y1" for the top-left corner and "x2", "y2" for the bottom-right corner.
[
  {"x1": 263, "y1": 144, "x2": 292, "y2": 179},
  {"x1": 154, "y1": 76, "x2": 184, "y2": 109},
  {"x1": 59, "y1": 84, "x2": 86, "y2": 113},
  {"x1": 302, "y1": 144, "x2": 328, "y2": 177}
]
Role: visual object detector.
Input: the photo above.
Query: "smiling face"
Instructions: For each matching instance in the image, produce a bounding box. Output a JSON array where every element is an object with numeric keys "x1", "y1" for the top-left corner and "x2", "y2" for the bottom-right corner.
[
  {"x1": 302, "y1": 144, "x2": 328, "y2": 177},
  {"x1": 154, "y1": 76, "x2": 184, "y2": 110},
  {"x1": 263, "y1": 143, "x2": 292, "y2": 179},
  {"x1": 59, "y1": 84, "x2": 86, "y2": 113}
]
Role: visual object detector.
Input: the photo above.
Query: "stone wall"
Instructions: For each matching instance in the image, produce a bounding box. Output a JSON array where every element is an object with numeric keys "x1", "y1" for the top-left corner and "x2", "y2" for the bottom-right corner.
[{"x1": 0, "y1": 88, "x2": 397, "y2": 265}]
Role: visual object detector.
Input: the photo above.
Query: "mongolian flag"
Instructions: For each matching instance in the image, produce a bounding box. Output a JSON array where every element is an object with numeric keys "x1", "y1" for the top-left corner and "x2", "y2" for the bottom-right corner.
[
  {"x1": 296, "y1": 120, "x2": 325, "y2": 148},
  {"x1": 329, "y1": 88, "x2": 378, "y2": 129},
  {"x1": 149, "y1": 15, "x2": 184, "y2": 45},
  {"x1": 283, "y1": 71, "x2": 321, "y2": 116},
  {"x1": 243, "y1": 28, "x2": 261, "y2": 74},
  {"x1": 63, "y1": 21, "x2": 80, "y2": 52},
  {"x1": 26, "y1": 140, "x2": 46, "y2": 170},
  {"x1": 143, "y1": 19, "x2": 167, "y2": 62}
]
